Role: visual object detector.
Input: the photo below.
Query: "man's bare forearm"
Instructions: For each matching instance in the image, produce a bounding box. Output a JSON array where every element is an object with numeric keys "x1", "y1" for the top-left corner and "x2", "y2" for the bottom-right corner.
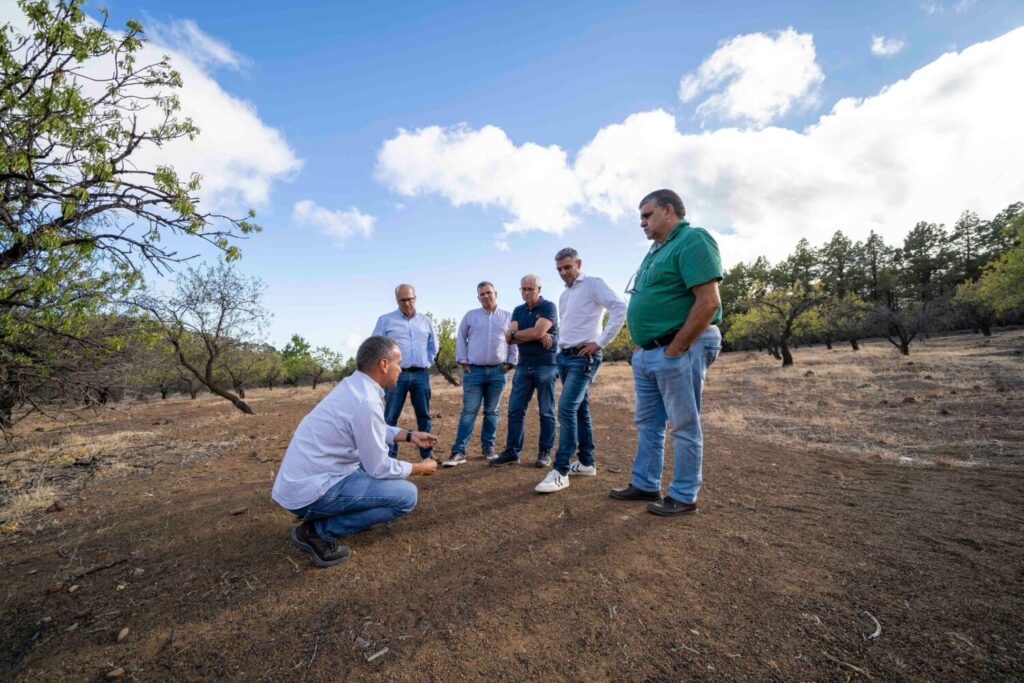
[{"x1": 668, "y1": 284, "x2": 720, "y2": 354}]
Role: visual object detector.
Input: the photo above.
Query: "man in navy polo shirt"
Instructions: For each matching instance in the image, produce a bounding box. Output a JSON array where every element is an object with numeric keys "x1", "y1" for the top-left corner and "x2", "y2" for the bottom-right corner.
[{"x1": 491, "y1": 274, "x2": 559, "y2": 467}]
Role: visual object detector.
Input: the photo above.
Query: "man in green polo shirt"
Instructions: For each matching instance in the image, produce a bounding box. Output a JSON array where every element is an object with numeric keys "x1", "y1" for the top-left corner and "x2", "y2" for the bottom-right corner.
[{"x1": 609, "y1": 189, "x2": 723, "y2": 516}]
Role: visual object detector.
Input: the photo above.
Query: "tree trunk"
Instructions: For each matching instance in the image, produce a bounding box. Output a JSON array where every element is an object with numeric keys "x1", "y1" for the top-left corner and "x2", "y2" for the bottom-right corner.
[
  {"x1": 825, "y1": 337, "x2": 833, "y2": 351},
  {"x1": 780, "y1": 341, "x2": 794, "y2": 367},
  {"x1": 900, "y1": 340, "x2": 910, "y2": 355},
  {"x1": 160, "y1": 385, "x2": 170, "y2": 399},
  {"x1": 437, "y1": 365, "x2": 461, "y2": 387},
  {"x1": 980, "y1": 321, "x2": 992, "y2": 337},
  {"x1": 189, "y1": 388, "x2": 198, "y2": 399},
  {"x1": 849, "y1": 338, "x2": 860, "y2": 351},
  {"x1": 206, "y1": 383, "x2": 254, "y2": 414}
]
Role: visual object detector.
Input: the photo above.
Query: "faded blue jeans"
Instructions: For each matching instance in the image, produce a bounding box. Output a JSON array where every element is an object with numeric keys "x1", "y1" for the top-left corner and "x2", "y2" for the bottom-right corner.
[
  {"x1": 629, "y1": 326, "x2": 722, "y2": 503},
  {"x1": 384, "y1": 369, "x2": 432, "y2": 459},
  {"x1": 504, "y1": 363, "x2": 557, "y2": 455},
  {"x1": 289, "y1": 469, "x2": 418, "y2": 540},
  {"x1": 553, "y1": 351, "x2": 602, "y2": 475},
  {"x1": 451, "y1": 365, "x2": 508, "y2": 454}
]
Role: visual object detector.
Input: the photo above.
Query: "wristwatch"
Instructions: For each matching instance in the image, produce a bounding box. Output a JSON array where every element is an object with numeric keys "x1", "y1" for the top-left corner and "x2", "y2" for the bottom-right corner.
[
  {"x1": 405, "y1": 430, "x2": 412, "y2": 442},
  {"x1": 510, "y1": 329, "x2": 517, "y2": 340}
]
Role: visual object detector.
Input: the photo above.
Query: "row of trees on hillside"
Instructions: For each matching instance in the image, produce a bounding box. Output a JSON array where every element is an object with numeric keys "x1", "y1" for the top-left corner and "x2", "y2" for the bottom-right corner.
[{"x1": 721, "y1": 204, "x2": 1024, "y2": 365}]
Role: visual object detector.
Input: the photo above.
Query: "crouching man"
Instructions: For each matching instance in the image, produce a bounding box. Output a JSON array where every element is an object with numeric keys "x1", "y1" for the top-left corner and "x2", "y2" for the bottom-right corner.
[{"x1": 272, "y1": 336, "x2": 438, "y2": 567}]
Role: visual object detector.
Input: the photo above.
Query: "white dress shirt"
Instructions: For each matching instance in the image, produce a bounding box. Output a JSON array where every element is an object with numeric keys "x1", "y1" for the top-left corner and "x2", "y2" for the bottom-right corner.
[
  {"x1": 271, "y1": 371, "x2": 411, "y2": 510},
  {"x1": 557, "y1": 273, "x2": 627, "y2": 349}
]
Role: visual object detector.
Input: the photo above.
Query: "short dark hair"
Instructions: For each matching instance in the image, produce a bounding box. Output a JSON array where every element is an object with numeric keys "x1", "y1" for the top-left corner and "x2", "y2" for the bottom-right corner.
[
  {"x1": 356, "y1": 336, "x2": 398, "y2": 373},
  {"x1": 554, "y1": 247, "x2": 578, "y2": 261},
  {"x1": 639, "y1": 189, "x2": 685, "y2": 219},
  {"x1": 476, "y1": 281, "x2": 495, "y2": 292}
]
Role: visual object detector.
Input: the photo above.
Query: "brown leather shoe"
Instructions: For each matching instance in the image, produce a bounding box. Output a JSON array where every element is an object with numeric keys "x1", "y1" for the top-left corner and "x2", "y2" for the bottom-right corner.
[
  {"x1": 647, "y1": 495, "x2": 698, "y2": 516},
  {"x1": 609, "y1": 483, "x2": 662, "y2": 501}
]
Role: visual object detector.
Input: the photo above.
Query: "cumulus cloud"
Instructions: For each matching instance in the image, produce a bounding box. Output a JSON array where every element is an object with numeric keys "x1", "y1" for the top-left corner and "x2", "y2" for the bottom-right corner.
[
  {"x1": 376, "y1": 27, "x2": 1024, "y2": 266},
  {"x1": 871, "y1": 35, "x2": 906, "y2": 56},
  {"x1": 678, "y1": 28, "x2": 824, "y2": 129},
  {"x1": 0, "y1": 5, "x2": 301, "y2": 215},
  {"x1": 922, "y1": 0, "x2": 977, "y2": 14},
  {"x1": 293, "y1": 201, "x2": 375, "y2": 244},
  {"x1": 376, "y1": 124, "x2": 581, "y2": 234}
]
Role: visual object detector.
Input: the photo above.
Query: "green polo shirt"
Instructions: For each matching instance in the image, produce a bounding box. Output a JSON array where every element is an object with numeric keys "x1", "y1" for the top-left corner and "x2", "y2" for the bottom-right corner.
[{"x1": 626, "y1": 221, "x2": 723, "y2": 347}]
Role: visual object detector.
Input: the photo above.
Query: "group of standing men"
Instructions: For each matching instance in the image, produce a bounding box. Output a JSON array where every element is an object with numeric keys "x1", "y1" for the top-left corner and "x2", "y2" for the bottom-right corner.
[{"x1": 272, "y1": 189, "x2": 724, "y2": 567}]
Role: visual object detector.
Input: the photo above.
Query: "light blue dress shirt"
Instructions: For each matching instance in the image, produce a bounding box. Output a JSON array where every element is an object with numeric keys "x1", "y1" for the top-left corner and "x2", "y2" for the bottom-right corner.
[
  {"x1": 372, "y1": 310, "x2": 438, "y2": 369},
  {"x1": 455, "y1": 307, "x2": 518, "y2": 366}
]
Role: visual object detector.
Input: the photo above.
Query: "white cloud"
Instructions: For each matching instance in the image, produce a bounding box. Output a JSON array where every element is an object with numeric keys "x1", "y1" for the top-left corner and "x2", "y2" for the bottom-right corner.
[
  {"x1": 293, "y1": 200, "x2": 375, "y2": 244},
  {"x1": 0, "y1": 5, "x2": 301, "y2": 215},
  {"x1": 871, "y1": 35, "x2": 906, "y2": 56},
  {"x1": 376, "y1": 27, "x2": 1024, "y2": 267},
  {"x1": 677, "y1": 28, "x2": 824, "y2": 129},
  {"x1": 147, "y1": 19, "x2": 251, "y2": 72},
  {"x1": 376, "y1": 124, "x2": 581, "y2": 234}
]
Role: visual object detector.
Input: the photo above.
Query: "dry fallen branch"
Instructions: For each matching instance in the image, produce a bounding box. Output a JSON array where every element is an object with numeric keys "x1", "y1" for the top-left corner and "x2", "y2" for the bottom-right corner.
[
  {"x1": 823, "y1": 651, "x2": 872, "y2": 679},
  {"x1": 862, "y1": 610, "x2": 882, "y2": 640}
]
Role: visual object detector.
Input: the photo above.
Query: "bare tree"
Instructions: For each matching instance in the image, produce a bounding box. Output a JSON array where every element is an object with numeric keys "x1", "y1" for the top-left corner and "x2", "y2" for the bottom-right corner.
[{"x1": 141, "y1": 262, "x2": 268, "y2": 414}]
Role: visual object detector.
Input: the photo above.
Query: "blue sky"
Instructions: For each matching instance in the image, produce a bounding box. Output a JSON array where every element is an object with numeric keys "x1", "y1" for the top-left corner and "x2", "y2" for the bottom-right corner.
[{"x1": 6, "y1": 0, "x2": 1024, "y2": 356}]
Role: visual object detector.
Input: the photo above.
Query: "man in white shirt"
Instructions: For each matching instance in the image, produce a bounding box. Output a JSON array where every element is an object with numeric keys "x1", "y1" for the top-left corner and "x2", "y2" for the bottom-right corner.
[
  {"x1": 272, "y1": 336, "x2": 438, "y2": 567},
  {"x1": 443, "y1": 282, "x2": 517, "y2": 466},
  {"x1": 536, "y1": 247, "x2": 627, "y2": 494}
]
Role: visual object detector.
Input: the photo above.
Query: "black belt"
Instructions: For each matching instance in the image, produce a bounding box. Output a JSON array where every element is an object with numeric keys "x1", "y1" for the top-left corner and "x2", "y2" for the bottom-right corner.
[
  {"x1": 470, "y1": 364, "x2": 500, "y2": 368},
  {"x1": 403, "y1": 366, "x2": 428, "y2": 372},
  {"x1": 559, "y1": 346, "x2": 588, "y2": 357},
  {"x1": 641, "y1": 330, "x2": 681, "y2": 350}
]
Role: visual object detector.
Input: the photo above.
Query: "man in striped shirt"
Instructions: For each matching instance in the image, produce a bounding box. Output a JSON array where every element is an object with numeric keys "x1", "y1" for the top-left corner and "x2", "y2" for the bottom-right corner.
[{"x1": 272, "y1": 336, "x2": 438, "y2": 568}]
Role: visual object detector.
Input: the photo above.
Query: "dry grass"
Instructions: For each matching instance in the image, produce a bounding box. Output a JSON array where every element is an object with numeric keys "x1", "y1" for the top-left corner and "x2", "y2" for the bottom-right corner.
[{"x1": 0, "y1": 483, "x2": 59, "y2": 531}]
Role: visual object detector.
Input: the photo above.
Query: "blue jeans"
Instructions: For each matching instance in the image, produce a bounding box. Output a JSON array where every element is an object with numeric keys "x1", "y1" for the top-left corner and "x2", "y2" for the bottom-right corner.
[
  {"x1": 384, "y1": 370, "x2": 432, "y2": 458},
  {"x1": 504, "y1": 364, "x2": 557, "y2": 455},
  {"x1": 451, "y1": 365, "x2": 507, "y2": 454},
  {"x1": 289, "y1": 469, "x2": 418, "y2": 540},
  {"x1": 553, "y1": 351, "x2": 602, "y2": 475},
  {"x1": 629, "y1": 326, "x2": 722, "y2": 503}
]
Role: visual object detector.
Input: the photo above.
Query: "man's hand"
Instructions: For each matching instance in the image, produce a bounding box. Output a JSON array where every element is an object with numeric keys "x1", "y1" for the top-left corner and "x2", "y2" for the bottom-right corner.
[
  {"x1": 412, "y1": 457, "x2": 438, "y2": 476},
  {"x1": 541, "y1": 334, "x2": 554, "y2": 350},
  {"x1": 410, "y1": 431, "x2": 438, "y2": 449},
  {"x1": 663, "y1": 345, "x2": 689, "y2": 358},
  {"x1": 460, "y1": 363, "x2": 471, "y2": 374},
  {"x1": 578, "y1": 341, "x2": 601, "y2": 357},
  {"x1": 500, "y1": 363, "x2": 513, "y2": 373}
]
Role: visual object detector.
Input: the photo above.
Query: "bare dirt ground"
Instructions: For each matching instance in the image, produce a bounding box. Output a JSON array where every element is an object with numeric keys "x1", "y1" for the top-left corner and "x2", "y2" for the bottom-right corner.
[{"x1": 2, "y1": 331, "x2": 1023, "y2": 681}]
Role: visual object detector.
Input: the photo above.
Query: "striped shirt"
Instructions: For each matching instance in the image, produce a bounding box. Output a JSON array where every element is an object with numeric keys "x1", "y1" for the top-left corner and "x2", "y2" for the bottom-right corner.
[
  {"x1": 455, "y1": 307, "x2": 518, "y2": 366},
  {"x1": 271, "y1": 371, "x2": 411, "y2": 510}
]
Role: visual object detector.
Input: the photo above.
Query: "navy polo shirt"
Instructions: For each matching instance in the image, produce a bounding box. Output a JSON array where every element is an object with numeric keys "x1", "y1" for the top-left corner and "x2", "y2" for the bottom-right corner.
[{"x1": 513, "y1": 298, "x2": 558, "y2": 367}]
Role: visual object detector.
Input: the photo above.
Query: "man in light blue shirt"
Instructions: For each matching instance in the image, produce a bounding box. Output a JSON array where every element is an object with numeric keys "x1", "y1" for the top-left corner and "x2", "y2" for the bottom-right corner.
[
  {"x1": 372, "y1": 284, "x2": 438, "y2": 460},
  {"x1": 443, "y1": 282, "x2": 517, "y2": 467},
  {"x1": 272, "y1": 336, "x2": 438, "y2": 568}
]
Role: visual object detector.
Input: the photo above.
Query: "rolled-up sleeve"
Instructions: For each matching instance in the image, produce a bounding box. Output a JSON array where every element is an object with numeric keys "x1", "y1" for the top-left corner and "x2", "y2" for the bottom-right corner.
[
  {"x1": 595, "y1": 279, "x2": 627, "y2": 348},
  {"x1": 353, "y1": 404, "x2": 413, "y2": 479}
]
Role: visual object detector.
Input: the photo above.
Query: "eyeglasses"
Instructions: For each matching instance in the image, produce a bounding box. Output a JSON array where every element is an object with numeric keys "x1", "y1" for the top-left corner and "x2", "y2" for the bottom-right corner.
[
  {"x1": 519, "y1": 287, "x2": 537, "y2": 292},
  {"x1": 397, "y1": 297, "x2": 416, "y2": 303},
  {"x1": 624, "y1": 243, "x2": 664, "y2": 295}
]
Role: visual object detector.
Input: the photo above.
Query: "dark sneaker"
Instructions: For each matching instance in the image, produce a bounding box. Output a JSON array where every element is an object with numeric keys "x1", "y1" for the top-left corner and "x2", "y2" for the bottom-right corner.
[
  {"x1": 443, "y1": 452, "x2": 466, "y2": 467},
  {"x1": 647, "y1": 495, "x2": 698, "y2": 516},
  {"x1": 489, "y1": 449, "x2": 520, "y2": 467},
  {"x1": 609, "y1": 483, "x2": 662, "y2": 501},
  {"x1": 481, "y1": 446, "x2": 498, "y2": 462},
  {"x1": 534, "y1": 450, "x2": 552, "y2": 468},
  {"x1": 289, "y1": 522, "x2": 351, "y2": 568}
]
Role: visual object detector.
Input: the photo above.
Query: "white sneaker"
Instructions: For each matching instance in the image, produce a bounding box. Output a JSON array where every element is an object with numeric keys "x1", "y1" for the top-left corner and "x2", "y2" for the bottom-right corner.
[
  {"x1": 535, "y1": 469, "x2": 570, "y2": 493},
  {"x1": 568, "y1": 462, "x2": 597, "y2": 476}
]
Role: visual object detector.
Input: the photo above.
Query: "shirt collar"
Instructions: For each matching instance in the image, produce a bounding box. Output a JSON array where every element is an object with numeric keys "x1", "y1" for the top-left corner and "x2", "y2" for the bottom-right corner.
[
  {"x1": 354, "y1": 370, "x2": 385, "y2": 398},
  {"x1": 660, "y1": 220, "x2": 689, "y2": 245},
  {"x1": 566, "y1": 272, "x2": 586, "y2": 289}
]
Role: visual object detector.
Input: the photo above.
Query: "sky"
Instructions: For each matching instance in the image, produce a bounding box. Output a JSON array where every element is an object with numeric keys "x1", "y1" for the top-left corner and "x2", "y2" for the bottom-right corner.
[{"x1": 4, "y1": 0, "x2": 1024, "y2": 357}]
